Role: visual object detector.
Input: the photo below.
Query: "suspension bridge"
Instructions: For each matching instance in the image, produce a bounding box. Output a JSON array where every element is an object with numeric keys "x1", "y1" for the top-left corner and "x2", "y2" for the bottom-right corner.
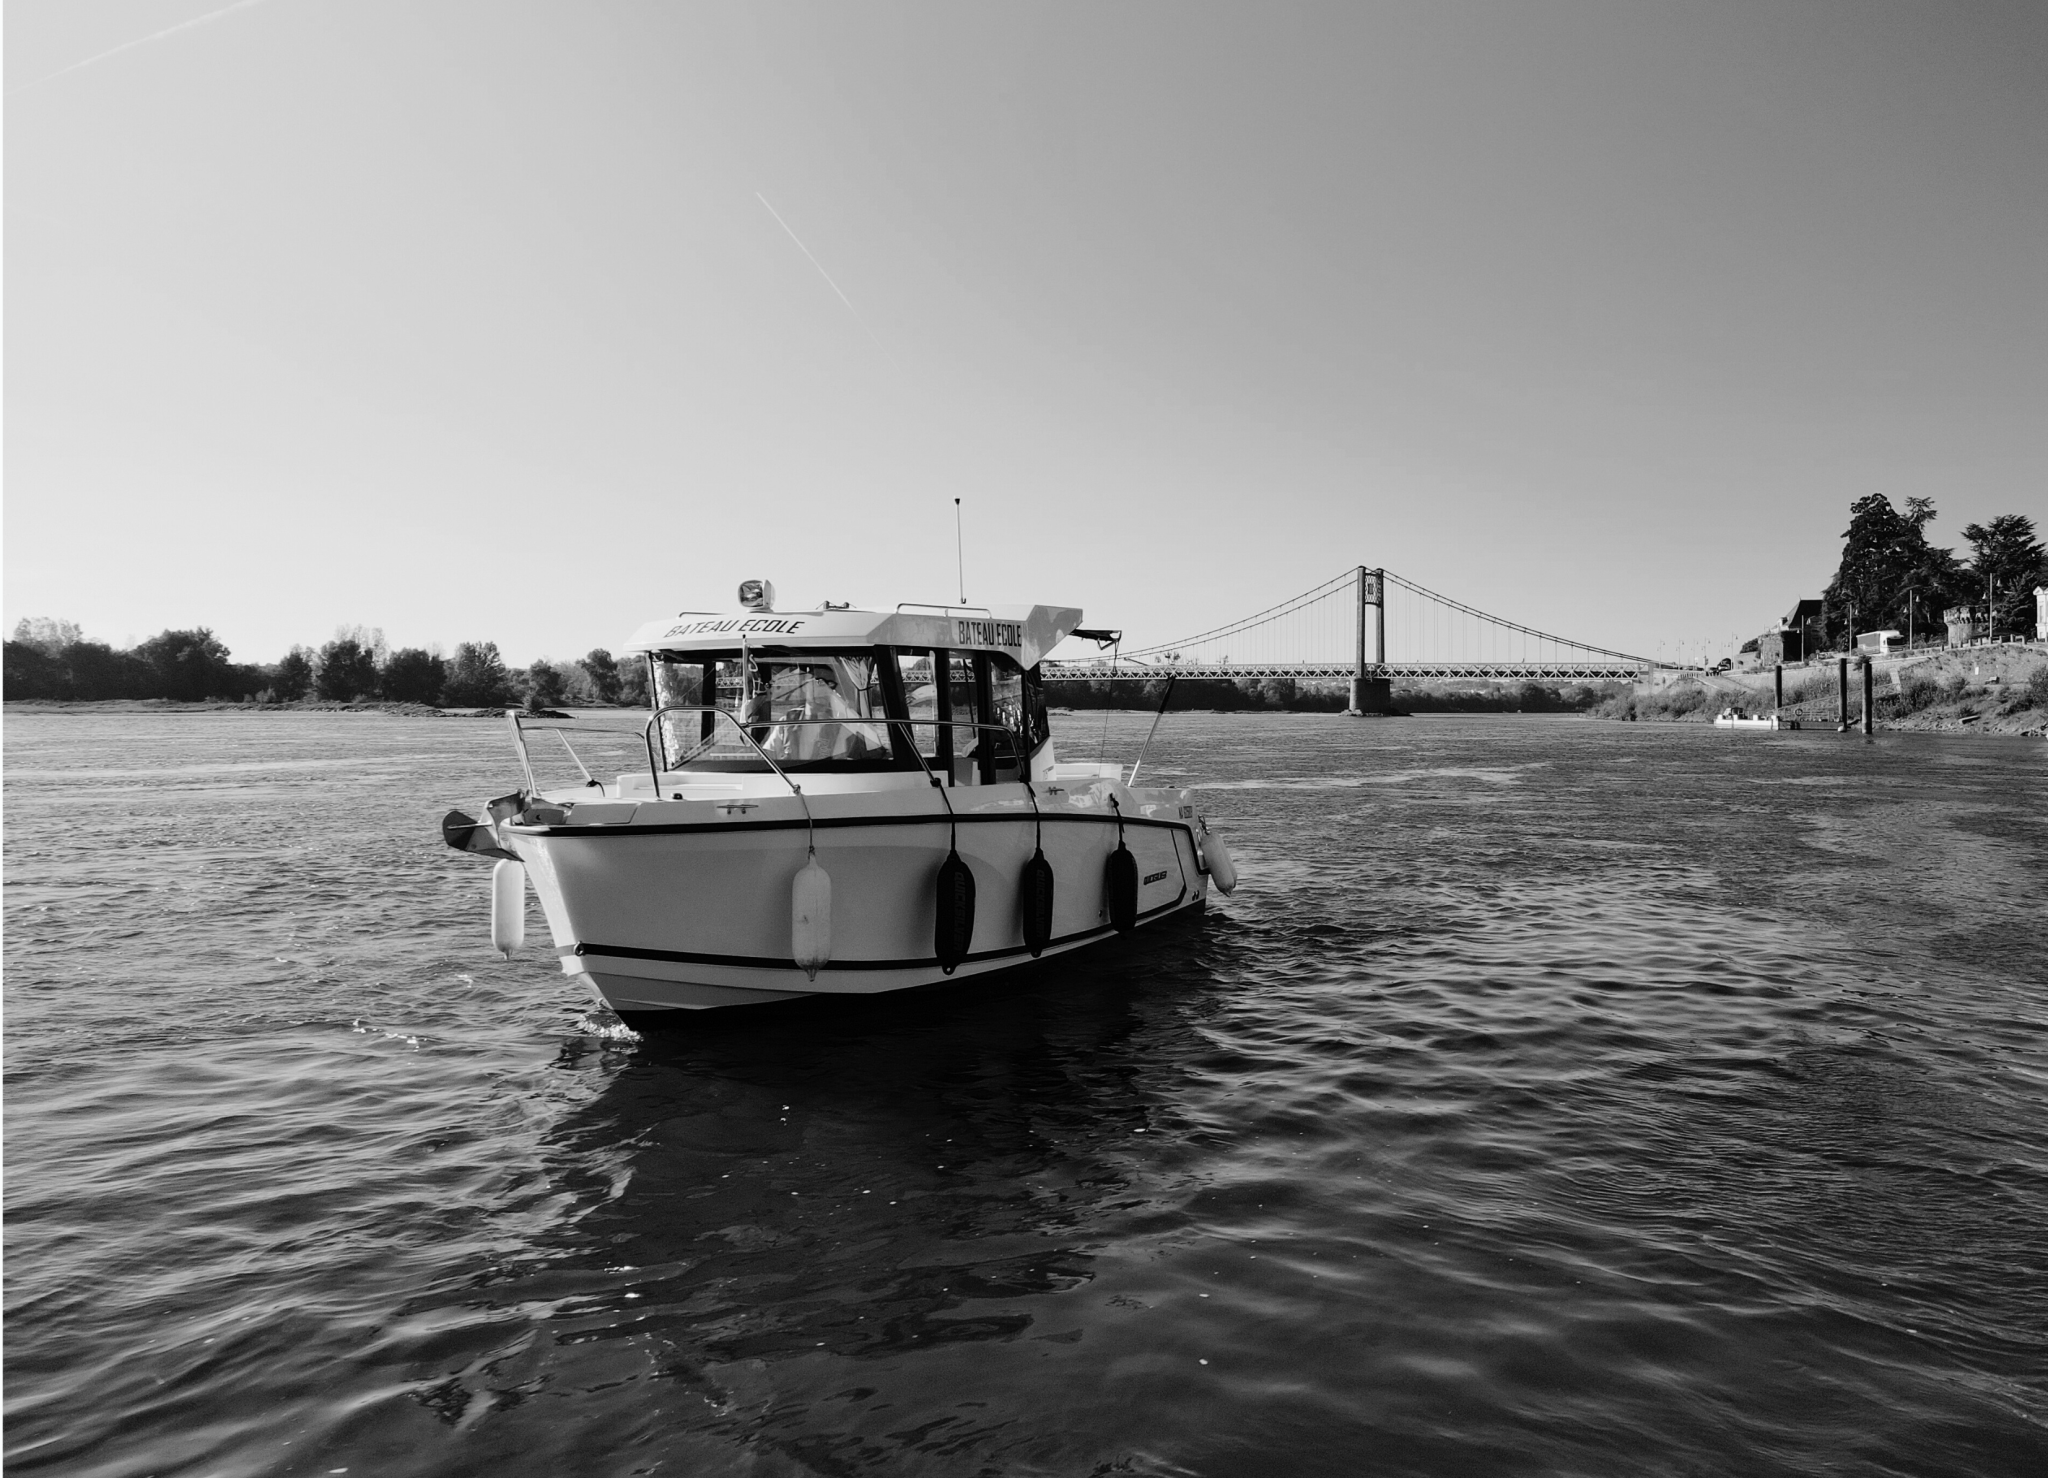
[{"x1": 1040, "y1": 567, "x2": 1653, "y2": 708}]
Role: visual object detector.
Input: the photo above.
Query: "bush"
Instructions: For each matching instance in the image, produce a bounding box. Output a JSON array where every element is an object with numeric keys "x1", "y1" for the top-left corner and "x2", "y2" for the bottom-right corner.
[
  {"x1": 1660, "y1": 684, "x2": 1715, "y2": 717},
  {"x1": 2029, "y1": 664, "x2": 2048, "y2": 707},
  {"x1": 1897, "y1": 673, "x2": 1942, "y2": 713}
]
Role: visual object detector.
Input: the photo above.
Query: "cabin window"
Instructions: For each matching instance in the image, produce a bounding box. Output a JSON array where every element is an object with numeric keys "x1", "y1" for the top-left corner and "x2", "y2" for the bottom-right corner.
[
  {"x1": 882, "y1": 648, "x2": 1036, "y2": 784},
  {"x1": 644, "y1": 644, "x2": 1046, "y2": 781},
  {"x1": 647, "y1": 649, "x2": 893, "y2": 772}
]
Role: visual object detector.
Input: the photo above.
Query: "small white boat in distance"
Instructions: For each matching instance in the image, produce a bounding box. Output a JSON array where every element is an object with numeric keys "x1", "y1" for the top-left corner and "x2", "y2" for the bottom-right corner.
[
  {"x1": 443, "y1": 581, "x2": 1236, "y2": 1023},
  {"x1": 1712, "y1": 707, "x2": 1780, "y2": 730}
]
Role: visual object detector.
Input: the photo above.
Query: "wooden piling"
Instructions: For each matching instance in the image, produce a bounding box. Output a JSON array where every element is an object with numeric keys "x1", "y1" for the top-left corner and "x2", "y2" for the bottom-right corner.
[
  {"x1": 1861, "y1": 657, "x2": 1874, "y2": 735},
  {"x1": 1837, "y1": 657, "x2": 1849, "y2": 732},
  {"x1": 1774, "y1": 662, "x2": 1783, "y2": 710}
]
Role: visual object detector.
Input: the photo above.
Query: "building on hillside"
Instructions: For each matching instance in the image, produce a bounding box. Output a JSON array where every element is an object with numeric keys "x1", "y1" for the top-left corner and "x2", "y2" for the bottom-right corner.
[
  {"x1": 1944, "y1": 606, "x2": 1984, "y2": 646},
  {"x1": 2036, "y1": 585, "x2": 2046, "y2": 640},
  {"x1": 1754, "y1": 598, "x2": 1824, "y2": 667},
  {"x1": 1783, "y1": 598, "x2": 1823, "y2": 651},
  {"x1": 1854, "y1": 629, "x2": 1906, "y2": 656}
]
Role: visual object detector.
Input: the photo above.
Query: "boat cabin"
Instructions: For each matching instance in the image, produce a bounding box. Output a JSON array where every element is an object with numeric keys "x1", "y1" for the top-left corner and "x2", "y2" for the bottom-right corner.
[{"x1": 620, "y1": 586, "x2": 1085, "y2": 787}]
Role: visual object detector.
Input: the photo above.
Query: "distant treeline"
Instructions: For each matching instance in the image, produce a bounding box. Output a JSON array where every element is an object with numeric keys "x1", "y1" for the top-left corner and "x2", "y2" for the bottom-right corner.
[
  {"x1": 1050, "y1": 676, "x2": 1624, "y2": 713},
  {"x1": 5, "y1": 621, "x2": 1632, "y2": 713},
  {"x1": 3, "y1": 620, "x2": 643, "y2": 708}
]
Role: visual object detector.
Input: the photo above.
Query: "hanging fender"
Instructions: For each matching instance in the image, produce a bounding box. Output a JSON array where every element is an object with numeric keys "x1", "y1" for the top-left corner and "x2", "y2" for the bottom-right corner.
[
  {"x1": 791, "y1": 853, "x2": 832, "y2": 980},
  {"x1": 490, "y1": 858, "x2": 527, "y2": 958},
  {"x1": 1104, "y1": 841, "x2": 1139, "y2": 933},
  {"x1": 1019, "y1": 848, "x2": 1055, "y2": 958},
  {"x1": 1199, "y1": 829, "x2": 1238, "y2": 895},
  {"x1": 934, "y1": 847, "x2": 976, "y2": 973}
]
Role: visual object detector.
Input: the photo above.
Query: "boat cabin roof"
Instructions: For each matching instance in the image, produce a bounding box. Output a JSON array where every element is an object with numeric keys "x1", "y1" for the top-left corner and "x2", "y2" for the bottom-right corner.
[{"x1": 623, "y1": 602, "x2": 1086, "y2": 670}]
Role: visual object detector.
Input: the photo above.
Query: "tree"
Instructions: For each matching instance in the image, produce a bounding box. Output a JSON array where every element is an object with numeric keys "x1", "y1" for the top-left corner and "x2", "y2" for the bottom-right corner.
[
  {"x1": 4, "y1": 640, "x2": 63, "y2": 698},
  {"x1": 580, "y1": 648, "x2": 623, "y2": 705},
  {"x1": 272, "y1": 648, "x2": 314, "y2": 701},
  {"x1": 133, "y1": 628, "x2": 236, "y2": 702},
  {"x1": 10, "y1": 617, "x2": 83, "y2": 656},
  {"x1": 381, "y1": 648, "x2": 446, "y2": 704},
  {"x1": 616, "y1": 654, "x2": 649, "y2": 706},
  {"x1": 444, "y1": 641, "x2": 512, "y2": 707},
  {"x1": 65, "y1": 641, "x2": 153, "y2": 700},
  {"x1": 315, "y1": 637, "x2": 380, "y2": 701},
  {"x1": 1960, "y1": 514, "x2": 2046, "y2": 640},
  {"x1": 525, "y1": 660, "x2": 567, "y2": 713},
  {"x1": 1820, "y1": 494, "x2": 1944, "y2": 648}
]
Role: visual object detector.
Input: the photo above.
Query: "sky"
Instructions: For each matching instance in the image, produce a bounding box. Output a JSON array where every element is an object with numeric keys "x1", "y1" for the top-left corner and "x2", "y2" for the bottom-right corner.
[{"x1": 7, "y1": 0, "x2": 2045, "y2": 668}]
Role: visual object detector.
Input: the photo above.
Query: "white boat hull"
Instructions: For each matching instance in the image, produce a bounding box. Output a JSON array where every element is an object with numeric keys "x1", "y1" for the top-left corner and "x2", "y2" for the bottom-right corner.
[{"x1": 499, "y1": 780, "x2": 1209, "y2": 1017}]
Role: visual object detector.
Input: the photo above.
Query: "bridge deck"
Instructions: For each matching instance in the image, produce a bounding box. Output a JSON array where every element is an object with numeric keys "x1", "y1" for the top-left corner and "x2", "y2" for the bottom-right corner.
[{"x1": 1041, "y1": 661, "x2": 1646, "y2": 682}]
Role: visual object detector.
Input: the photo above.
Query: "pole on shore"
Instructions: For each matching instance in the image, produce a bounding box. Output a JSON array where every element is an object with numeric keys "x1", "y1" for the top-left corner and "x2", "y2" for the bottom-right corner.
[
  {"x1": 1861, "y1": 657, "x2": 1875, "y2": 735},
  {"x1": 1774, "y1": 662, "x2": 1784, "y2": 710},
  {"x1": 1837, "y1": 657, "x2": 1850, "y2": 733}
]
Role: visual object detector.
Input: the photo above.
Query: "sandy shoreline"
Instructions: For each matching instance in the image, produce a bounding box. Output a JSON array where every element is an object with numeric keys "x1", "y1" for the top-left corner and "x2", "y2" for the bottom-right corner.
[{"x1": 3, "y1": 699, "x2": 509, "y2": 718}]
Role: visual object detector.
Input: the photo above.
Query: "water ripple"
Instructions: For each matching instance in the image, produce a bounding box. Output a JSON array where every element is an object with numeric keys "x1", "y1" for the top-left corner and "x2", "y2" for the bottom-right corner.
[{"x1": 5, "y1": 711, "x2": 2045, "y2": 1476}]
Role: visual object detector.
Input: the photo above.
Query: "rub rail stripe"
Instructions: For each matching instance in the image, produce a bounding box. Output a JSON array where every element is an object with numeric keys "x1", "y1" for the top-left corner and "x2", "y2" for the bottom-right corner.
[
  {"x1": 563, "y1": 891, "x2": 1192, "y2": 971},
  {"x1": 510, "y1": 811, "x2": 1197, "y2": 840}
]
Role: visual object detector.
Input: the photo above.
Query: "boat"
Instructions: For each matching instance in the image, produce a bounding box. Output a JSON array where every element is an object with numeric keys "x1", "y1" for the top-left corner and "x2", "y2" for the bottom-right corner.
[
  {"x1": 1712, "y1": 707, "x2": 1780, "y2": 730},
  {"x1": 441, "y1": 580, "x2": 1236, "y2": 1022}
]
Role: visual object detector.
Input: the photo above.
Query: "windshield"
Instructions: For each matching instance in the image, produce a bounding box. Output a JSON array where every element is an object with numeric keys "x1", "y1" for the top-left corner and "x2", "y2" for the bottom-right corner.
[
  {"x1": 650, "y1": 649, "x2": 892, "y2": 772},
  {"x1": 644, "y1": 644, "x2": 1046, "y2": 780}
]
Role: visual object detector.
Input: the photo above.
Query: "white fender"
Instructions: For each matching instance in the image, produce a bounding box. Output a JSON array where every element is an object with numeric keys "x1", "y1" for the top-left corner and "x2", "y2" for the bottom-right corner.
[
  {"x1": 491, "y1": 858, "x2": 527, "y2": 958},
  {"x1": 1200, "y1": 831, "x2": 1238, "y2": 895},
  {"x1": 791, "y1": 855, "x2": 833, "y2": 980}
]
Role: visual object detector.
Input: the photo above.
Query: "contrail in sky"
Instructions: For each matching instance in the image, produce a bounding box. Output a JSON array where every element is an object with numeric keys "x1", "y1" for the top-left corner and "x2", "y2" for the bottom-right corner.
[
  {"x1": 754, "y1": 192, "x2": 889, "y2": 351},
  {"x1": 29, "y1": 0, "x2": 274, "y2": 86}
]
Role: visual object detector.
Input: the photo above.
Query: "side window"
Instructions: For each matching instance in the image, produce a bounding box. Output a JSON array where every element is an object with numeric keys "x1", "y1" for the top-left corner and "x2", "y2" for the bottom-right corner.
[
  {"x1": 876, "y1": 647, "x2": 1037, "y2": 783},
  {"x1": 989, "y1": 659, "x2": 1025, "y2": 739}
]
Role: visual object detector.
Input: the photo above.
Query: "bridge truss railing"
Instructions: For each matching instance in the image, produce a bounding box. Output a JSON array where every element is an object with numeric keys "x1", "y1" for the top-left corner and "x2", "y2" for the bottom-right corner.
[{"x1": 1040, "y1": 660, "x2": 1647, "y2": 683}]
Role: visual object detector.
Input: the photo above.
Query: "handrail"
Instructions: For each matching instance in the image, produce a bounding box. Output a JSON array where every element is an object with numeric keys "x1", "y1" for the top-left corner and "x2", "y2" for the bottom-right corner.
[
  {"x1": 643, "y1": 706, "x2": 819, "y2": 848},
  {"x1": 511, "y1": 707, "x2": 1032, "y2": 814},
  {"x1": 509, "y1": 714, "x2": 663, "y2": 796},
  {"x1": 646, "y1": 705, "x2": 1029, "y2": 784}
]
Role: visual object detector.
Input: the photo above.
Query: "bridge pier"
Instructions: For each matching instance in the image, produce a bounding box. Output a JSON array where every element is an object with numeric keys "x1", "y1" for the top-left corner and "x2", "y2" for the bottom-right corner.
[
  {"x1": 1346, "y1": 676, "x2": 1393, "y2": 716},
  {"x1": 1345, "y1": 567, "x2": 1393, "y2": 716}
]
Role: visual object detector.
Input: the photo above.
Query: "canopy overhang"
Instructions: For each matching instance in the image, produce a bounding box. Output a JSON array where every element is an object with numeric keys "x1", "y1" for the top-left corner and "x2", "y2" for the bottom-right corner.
[{"x1": 622, "y1": 604, "x2": 1086, "y2": 670}]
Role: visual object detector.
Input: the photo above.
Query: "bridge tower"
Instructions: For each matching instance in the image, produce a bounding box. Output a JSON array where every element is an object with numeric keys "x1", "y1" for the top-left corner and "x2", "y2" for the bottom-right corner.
[{"x1": 1347, "y1": 566, "x2": 1393, "y2": 716}]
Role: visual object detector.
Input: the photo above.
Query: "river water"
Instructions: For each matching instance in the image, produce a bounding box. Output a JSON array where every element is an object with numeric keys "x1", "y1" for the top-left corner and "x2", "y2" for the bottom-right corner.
[{"x1": 5, "y1": 710, "x2": 2046, "y2": 1477}]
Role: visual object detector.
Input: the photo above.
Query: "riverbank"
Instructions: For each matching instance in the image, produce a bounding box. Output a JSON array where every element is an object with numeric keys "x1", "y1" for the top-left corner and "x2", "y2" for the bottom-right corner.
[
  {"x1": 4, "y1": 698, "x2": 502, "y2": 718},
  {"x1": 1593, "y1": 646, "x2": 2048, "y2": 736}
]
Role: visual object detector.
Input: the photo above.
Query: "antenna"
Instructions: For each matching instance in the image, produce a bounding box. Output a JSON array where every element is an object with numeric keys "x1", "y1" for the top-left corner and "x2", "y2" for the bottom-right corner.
[{"x1": 954, "y1": 498, "x2": 965, "y2": 605}]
